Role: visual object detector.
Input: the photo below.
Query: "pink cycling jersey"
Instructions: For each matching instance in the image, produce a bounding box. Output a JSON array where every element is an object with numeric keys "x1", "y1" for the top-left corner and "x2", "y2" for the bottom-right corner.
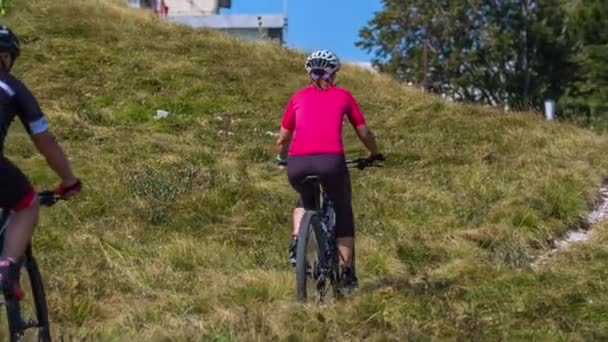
[{"x1": 281, "y1": 85, "x2": 366, "y2": 156}]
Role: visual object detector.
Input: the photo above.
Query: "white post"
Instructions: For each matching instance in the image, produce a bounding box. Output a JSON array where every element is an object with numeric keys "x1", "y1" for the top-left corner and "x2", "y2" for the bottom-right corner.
[
  {"x1": 127, "y1": 0, "x2": 141, "y2": 8},
  {"x1": 544, "y1": 99, "x2": 556, "y2": 121}
]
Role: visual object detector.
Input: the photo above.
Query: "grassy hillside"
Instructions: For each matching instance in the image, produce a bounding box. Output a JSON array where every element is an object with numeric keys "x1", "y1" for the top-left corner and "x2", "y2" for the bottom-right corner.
[{"x1": 3, "y1": 0, "x2": 608, "y2": 339}]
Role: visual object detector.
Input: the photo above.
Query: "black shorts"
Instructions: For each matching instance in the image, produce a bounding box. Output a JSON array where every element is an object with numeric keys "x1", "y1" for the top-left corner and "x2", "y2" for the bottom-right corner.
[
  {"x1": 0, "y1": 157, "x2": 35, "y2": 211},
  {"x1": 287, "y1": 154, "x2": 355, "y2": 238}
]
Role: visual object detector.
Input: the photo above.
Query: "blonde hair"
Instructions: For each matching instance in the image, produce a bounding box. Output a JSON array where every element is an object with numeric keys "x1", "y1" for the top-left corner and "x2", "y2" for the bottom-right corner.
[{"x1": 310, "y1": 73, "x2": 336, "y2": 90}]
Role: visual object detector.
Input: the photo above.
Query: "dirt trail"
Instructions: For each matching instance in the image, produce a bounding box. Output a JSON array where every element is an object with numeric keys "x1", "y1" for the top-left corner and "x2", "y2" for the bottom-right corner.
[{"x1": 532, "y1": 184, "x2": 608, "y2": 267}]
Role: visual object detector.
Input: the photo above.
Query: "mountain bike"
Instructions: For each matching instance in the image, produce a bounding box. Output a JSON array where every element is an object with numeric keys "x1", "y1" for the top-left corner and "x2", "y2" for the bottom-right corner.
[
  {"x1": 292, "y1": 157, "x2": 382, "y2": 303},
  {"x1": 0, "y1": 191, "x2": 63, "y2": 342}
]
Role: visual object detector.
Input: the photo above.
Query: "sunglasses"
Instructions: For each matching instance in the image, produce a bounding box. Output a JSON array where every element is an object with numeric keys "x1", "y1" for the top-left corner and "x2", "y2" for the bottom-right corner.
[{"x1": 310, "y1": 69, "x2": 332, "y2": 81}]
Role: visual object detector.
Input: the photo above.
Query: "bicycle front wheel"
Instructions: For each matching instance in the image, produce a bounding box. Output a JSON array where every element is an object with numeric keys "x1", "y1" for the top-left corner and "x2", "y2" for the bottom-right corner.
[
  {"x1": 1, "y1": 246, "x2": 51, "y2": 342},
  {"x1": 295, "y1": 211, "x2": 326, "y2": 302},
  {"x1": 24, "y1": 250, "x2": 51, "y2": 342}
]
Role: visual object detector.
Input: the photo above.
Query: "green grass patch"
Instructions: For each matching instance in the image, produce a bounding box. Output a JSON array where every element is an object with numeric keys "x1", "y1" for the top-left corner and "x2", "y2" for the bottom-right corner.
[{"x1": 2, "y1": 0, "x2": 608, "y2": 339}]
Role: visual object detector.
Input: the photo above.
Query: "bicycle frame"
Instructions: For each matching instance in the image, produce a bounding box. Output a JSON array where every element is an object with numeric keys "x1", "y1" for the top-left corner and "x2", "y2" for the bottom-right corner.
[
  {"x1": 0, "y1": 209, "x2": 11, "y2": 255},
  {"x1": 0, "y1": 209, "x2": 9, "y2": 230},
  {"x1": 320, "y1": 191, "x2": 336, "y2": 270},
  {"x1": 304, "y1": 178, "x2": 338, "y2": 289}
]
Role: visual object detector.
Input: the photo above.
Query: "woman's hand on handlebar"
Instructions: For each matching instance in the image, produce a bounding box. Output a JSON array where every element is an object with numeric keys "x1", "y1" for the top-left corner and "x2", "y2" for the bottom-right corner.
[
  {"x1": 276, "y1": 155, "x2": 288, "y2": 168},
  {"x1": 53, "y1": 178, "x2": 82, "y2": 199},
  {"x1": 347, "y1": 154, "x2": 385, "y2": 169},
  {"x1": 368, "y1": 153, "x2": 385, "y2": 163}
]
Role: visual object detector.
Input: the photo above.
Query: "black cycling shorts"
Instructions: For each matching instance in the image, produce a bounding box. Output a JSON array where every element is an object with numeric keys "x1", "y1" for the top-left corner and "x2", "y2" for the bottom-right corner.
[
  {"x1": 0, "y1": 157, "x2": 35, "y2": 211},
  {"x1": 287, "y1": 154, "x2": 355, "y2": 238}
]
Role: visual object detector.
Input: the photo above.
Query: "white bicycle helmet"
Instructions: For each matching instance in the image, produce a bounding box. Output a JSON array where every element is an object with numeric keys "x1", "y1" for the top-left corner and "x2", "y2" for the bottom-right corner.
[{"x1": 305, "y1": 50, "x2": 341, "y2": 76}]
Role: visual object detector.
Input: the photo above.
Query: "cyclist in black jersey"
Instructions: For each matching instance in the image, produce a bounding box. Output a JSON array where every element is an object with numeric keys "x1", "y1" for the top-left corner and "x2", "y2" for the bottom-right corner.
[{"x1": 0, "y1": 25, "x2": 81, "y2": 296}]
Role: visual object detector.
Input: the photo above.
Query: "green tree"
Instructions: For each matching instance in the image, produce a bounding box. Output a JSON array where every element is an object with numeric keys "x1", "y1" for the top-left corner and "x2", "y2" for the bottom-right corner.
[
  {"x1": 357, "y1": 0, "x2": 574, "y2": 110},
  {"x1": 560, "y1": 0, "x2": 608, "y2": 126},
  {"x1": 357, "y1": 1, "x2": 480, "y2": 96},
  {"x1": 0, "y1": 0, "x2": 12, "y2": 16}
]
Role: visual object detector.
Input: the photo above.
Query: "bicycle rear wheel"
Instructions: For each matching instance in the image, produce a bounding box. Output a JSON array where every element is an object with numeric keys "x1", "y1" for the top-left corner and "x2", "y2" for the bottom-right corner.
[
  {"x1": 2, "y1": 246, "x2": 51, "y2": 342},
  {"x1": 295, "y1": 211, "x2": 325, "y2": 302}
]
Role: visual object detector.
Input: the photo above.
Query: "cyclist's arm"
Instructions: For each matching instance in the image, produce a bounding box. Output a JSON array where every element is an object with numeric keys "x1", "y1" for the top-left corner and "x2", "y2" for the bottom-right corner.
[
  {"x1": 14, "y1": 81, "x2": 78, "y2": 186},
  {"x1": 276, "y1": 127, "x2": 293, "y2": 158},
  {"x1": 355, "y1": 125, "x2": 380, "y2": 156},
  {"x1": 31, "y1": 132, "x2": 77, "y2": 187},
  {"x1": 346, "y1": 93, "x2": 381, "y2": 156},
  {"x1": 276, "y1": 97, "x2": 296, "y2": 158}
]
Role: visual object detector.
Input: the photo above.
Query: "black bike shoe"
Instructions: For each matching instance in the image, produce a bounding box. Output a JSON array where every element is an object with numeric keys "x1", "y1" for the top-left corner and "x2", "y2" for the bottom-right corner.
[
  {"x1": 288, "y1": 237, "x2": 297, "y2": 267},
  {"x1": 340, "y1": 266, "x2": 358, "y2": 295}
]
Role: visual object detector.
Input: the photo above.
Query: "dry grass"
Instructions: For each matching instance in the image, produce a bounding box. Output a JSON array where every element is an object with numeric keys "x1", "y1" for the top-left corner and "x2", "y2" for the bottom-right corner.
[{"x1": 1, "y1": 0, "x2": 608, "y2": 339}]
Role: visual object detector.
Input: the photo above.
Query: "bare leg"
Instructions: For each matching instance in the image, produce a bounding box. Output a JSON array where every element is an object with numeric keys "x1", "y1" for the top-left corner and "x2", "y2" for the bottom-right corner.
[
  {"x1": 292, "y1": 207, "x2": 305, "y2": 237},
  {"x1": 2, "y1": 199, "x2": 38, "y2": 261},
  {"x1": 337, "y1": 237, "x2": 354, "y2": 268}
]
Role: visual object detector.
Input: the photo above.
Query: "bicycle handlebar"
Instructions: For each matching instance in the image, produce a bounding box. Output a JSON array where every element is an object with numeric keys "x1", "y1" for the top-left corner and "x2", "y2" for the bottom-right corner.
[
  {"x1": 38, "y1": 191, "x2": 64, "y2": 207},
  {"x1": 345, "y1": 157, "x2": 384, "y2": 170},
  {"x1": 276, "y1": 155, "x2": 384, "y2": 170},
  {"x1": 0, "y1": 192, "x2": 62, "y2": 227}
]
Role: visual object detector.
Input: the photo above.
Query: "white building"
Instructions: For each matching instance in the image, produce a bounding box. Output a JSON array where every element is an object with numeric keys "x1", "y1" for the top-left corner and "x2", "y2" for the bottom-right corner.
[
  {"x1": 128, "y1": 0, "x2": 229, "y2": 14},
  {"x1": 162, "y1": 0, "x2": 231, "y2": 15},
  {"x1": 169, "y1": 14, "x2": 285, "y2": 44},
  {"x1": 128, "y1": 0, "x2": 286, "y2": 44}
]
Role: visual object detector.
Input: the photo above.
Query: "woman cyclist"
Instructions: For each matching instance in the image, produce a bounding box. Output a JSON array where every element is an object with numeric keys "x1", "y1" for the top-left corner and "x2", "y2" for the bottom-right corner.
[{"x1": 276, "y1": 50, "x2": 383, "y2": 290}]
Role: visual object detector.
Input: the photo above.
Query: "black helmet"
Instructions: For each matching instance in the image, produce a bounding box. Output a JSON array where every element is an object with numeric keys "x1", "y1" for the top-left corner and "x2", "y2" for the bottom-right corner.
[{"x1": 0, "y1": 25, "x2": 20, "y2": 59}]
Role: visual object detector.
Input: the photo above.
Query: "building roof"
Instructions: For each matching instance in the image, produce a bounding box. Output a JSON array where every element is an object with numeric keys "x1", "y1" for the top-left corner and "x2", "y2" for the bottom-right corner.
[{"x1": 168, "y1": 14, "x2": 286, "y2": 29}]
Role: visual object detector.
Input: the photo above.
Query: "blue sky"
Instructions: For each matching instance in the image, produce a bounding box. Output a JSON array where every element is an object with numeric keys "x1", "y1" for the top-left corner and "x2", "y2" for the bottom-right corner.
[{"x1": 223, "y1": 0, "x2": 383, "y2": 63}]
